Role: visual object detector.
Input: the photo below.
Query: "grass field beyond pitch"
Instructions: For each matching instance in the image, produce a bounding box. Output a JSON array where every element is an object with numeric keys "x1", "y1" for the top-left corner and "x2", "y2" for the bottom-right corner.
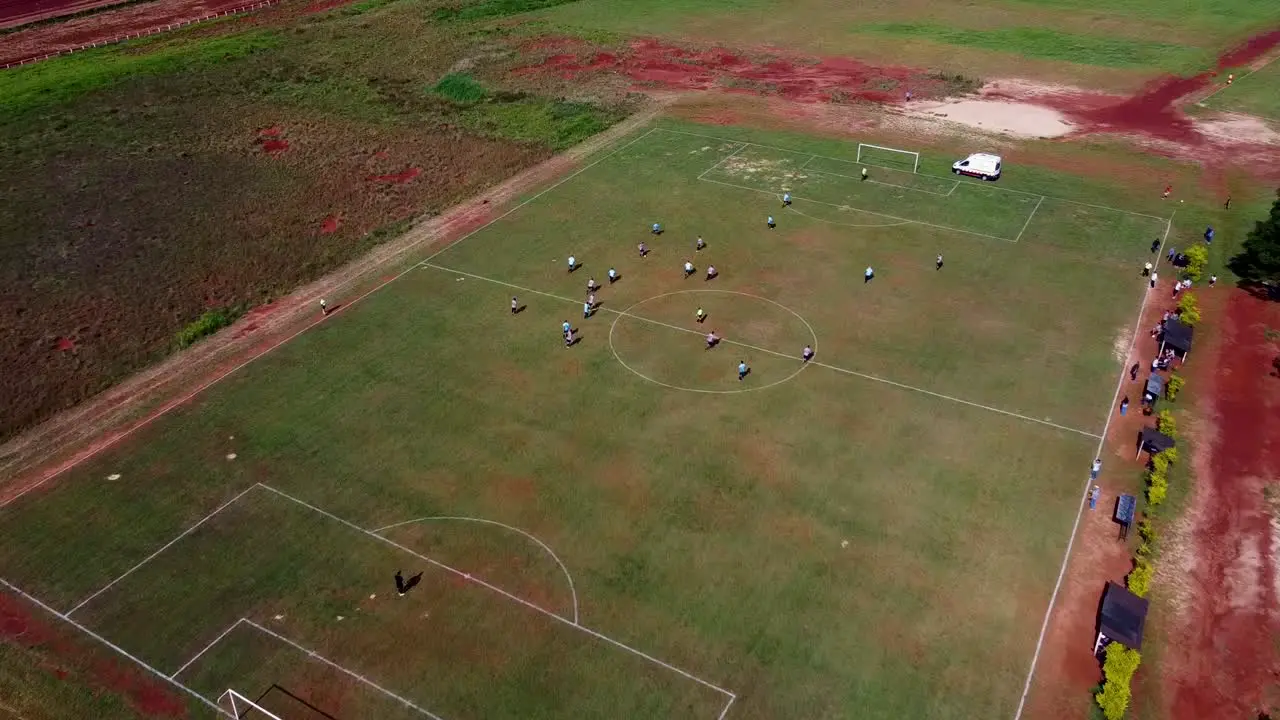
[{"x1": 0, "y1": 119, "x2": 1173, "y2": 719}]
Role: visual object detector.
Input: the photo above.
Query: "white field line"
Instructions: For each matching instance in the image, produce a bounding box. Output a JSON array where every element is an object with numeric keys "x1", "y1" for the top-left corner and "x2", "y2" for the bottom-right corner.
[
  {"x1": 422, "y1": 263, "x2": 1101, "y2": 440},
  {"x1": 798, "y1": 155, "x2": 816, "y2": 171},
  {"x1": 0, "y1": 124, "x2": 661, "y2": 513},
  {"x1": 171, "y1": 618, "x2": 246, "y2": 679},
  {"x1": 1013, "y1": 196, "x2": 1046, "y2": 244},
  {"x1": 1197, "y1": 52, "x2": 1280, "y2": 106},
  {"x1": 695, "y1": 142, "x2": 748, "y2": 181},
  {"x1": 811, "y1": 168, "x2": 958, "y2": 198},
  {"x1": 659, "y1": 127, "x2": 1169, "y2": 220},
  {"x1": 716, "y1": 694, "x2": 738, "y2": 720},
  {"x1": 68, "y1": 484, "x2": 260, "y2": 615},
  {"x1": 1011, "y1": 211, "x2": 1175, "y2": 720},
  {"x1": 243, "y1": 619, "x2": 446, "y2": 720},
  {"x1": 254, "y1": 483, "x2": 736, "y2": 701},
  {"x1": 697, "y1": 175, "x2": 1018, "y2": 244},
  {"x1": 0, "y1": 576, "x2": 231, "y2": 718},
  {"x1": 370, "y1": 515, "x2": 580, "y2": 625}
]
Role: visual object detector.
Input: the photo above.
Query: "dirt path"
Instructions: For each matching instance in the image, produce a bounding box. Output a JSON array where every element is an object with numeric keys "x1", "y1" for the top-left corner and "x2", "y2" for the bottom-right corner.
[
  {"x1": 1156, "y1": 287, "x2": 1280, "y2": 719},
  {"x1": 0, "y1": 102, "x2": 666, "y2": 508}
]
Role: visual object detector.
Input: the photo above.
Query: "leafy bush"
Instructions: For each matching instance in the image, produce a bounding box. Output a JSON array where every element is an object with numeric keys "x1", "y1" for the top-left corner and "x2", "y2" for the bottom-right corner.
[
  {"x1": 431, "y1": 72, "x2": 488, "y2": 105},
  {"x1": 1182, "y1": 244, "x2": 1209, "y2": 281},
  {"x1": 1138, "y1": 518, "x2": 1157, "y2": 544},
  {"x1": 1095, "y1": 643, "x2": 1141, "y2": 720},
  {"x1": 1147, "y1": 474, "x2": 1167, "y2": 506},
  {"x1": 1166, "y1": 373, "x2": 1185, "y2": 401},
  {"x1": 175, "y1": 306, "x2": 244, "y2": 348},
  {"x1": 1160, "y1": 447, "x2": 1178, "y2": 464},
  {"x1": 1127, "y1": 559, "x2": 1153, "y2": 597},
  {"x1": 1156, "y1": 410, "x2": 1177, "y2": 437},
  {"x1": 1136, "y1": 541, "x2": 1154, "y2": 558},
  {"x1": 1177, "y1": 292, "x2": 1201, "y2": 326}
]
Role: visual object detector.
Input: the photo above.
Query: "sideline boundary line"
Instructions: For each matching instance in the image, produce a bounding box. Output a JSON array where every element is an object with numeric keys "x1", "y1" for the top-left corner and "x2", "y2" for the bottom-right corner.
[
  {"x1": 68, "y1": 484, "x2": 259, "y2": 615},
  {"x1": 659, "y1": 127, "x2": 1169, "y2": 221},
  {"x1": 422, "y1": 263, "x2": 1101, "y2": 440},
  {"x1": 370, "y1": 515, "x2": 581, "y2": 625},
  {"x1": 0, "y1": 124, "x2": 660, "y2": 512},
  {"x1": 255, "y1": 483, "x2": 737, "y2": 702},
  {"x1": 1011, "y1": 211, "x2": 1176, "y2": 719},
  {"x1": 0, "y1": 576, "x2": 231, "y2": 718}
]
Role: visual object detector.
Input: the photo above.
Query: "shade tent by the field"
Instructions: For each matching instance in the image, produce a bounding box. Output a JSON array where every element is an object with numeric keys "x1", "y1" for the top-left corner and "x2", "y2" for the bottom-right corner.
[
  {"x1": 1094, "y1": 581, "x2": 1149, "y2": 656},
  {"x1": 1136, "y1": 426, "x2": 1176, "y2": 459},
  {"x1": 1160, "y1": 318, "x2": 1194, "y2": 358},
  {"x1": 1144, "y1": 374, "x2": 1164, "y2": 400}
]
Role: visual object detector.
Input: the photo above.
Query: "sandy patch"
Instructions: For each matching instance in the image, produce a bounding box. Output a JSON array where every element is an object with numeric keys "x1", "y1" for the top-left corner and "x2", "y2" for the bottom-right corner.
[
  {"x1": 908, "y1": 99, "x2": 1074, "y2": 138},
  {"x1": 1195, "y1": 112, "x2": 1280, "y2": 145}
]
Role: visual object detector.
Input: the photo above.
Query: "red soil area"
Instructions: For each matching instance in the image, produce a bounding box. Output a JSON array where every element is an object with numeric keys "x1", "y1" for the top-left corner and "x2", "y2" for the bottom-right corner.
[
  {"x1": 1159, "y1": 288, "x2": 1280, "y2": 720},
  {"x1": 319, "y1": 214, "x2": 341, "y2": 234},
  {"x1": 0, "y1": 0, "x2": 276, "y2": 66},
  {"x1": 1, "y1": 591, "x2": 188, "y2": 718},
  {"x1": 262, "y1": 139, "x2": 289, "y2": 154},
  {"x1": 368, "y1": 167, "x2": 421, "y2": 184},
  {"x1": 519, "y1": 38, "x2": 942, "y2": 104},
  {"x1": 54, "y1": 337, "x2": 76, "y2": 352},
  {"x1": 0, "y1": 0, "x2": 131, "y2": 30}
]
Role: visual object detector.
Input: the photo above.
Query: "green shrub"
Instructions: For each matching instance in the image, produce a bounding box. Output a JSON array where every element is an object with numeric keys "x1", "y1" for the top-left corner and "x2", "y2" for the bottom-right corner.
[
  {"x1": 1136, "y1": 541, "x2": 1154, "y2": 558},
  {"x1": 1137, "y1": 518, "x2": 1157, "y2": 544},
  {"x1": 1165, "y1": 373, "x2": 1185, "y2": 401},
  {"x1": 1177, "y1": 292, "x2": 1201, "y2": 326},
  {"x1": 175, "y1": 306, "x2": 243, "y2": 348},
  {"x1": 1095, "y1": 643, "x2": 1141, "y2": 720},
  {"x1": 1156, "y1": 409, "x2": 1177, "y2": 437},
  {"x1": 1147, "y1": 474, "x2": 1167, "y2": 506},
  {"x1": 1126, "y1": 559, "x2": 1153, "y2": 597},
  {"x1": 1160, "y1": 447, "x2": 1178, "y2": 464},
  {"x1": 431, "y1": 72, "x2": 488, "y2": 105},
  {"x1": 1182, "y1": 244, "x2": 1208, "y2": 281}
]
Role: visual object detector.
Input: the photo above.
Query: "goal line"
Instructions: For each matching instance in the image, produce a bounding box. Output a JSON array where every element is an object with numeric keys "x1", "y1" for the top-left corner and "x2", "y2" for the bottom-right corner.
[{"x1": 855, "y1": 143, "x2": 919, "y2": 174}]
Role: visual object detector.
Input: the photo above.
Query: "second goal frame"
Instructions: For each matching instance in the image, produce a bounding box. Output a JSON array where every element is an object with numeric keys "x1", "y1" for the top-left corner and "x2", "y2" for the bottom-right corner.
[{"x1": 855, "y1": 143, "x2": 920, "y2": 173}]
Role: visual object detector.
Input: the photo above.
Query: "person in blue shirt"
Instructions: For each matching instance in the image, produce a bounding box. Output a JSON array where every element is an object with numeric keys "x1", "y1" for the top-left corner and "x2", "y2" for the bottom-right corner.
[
  {"x1": 1204, "y1": 226, "x2": 1214, "y2": 244},
  {"x1": 651, "y1": 222, "x2": 662, "y2": 235},
  {"x1": 782, "y1": 192, "x2": 791, "y2": 206},
  {"x1": 767, "y1": 215, "x2": 776, "y2": 229},
  {"x1": 562, "y1": 320, "x2": 571, "y2": 335}
]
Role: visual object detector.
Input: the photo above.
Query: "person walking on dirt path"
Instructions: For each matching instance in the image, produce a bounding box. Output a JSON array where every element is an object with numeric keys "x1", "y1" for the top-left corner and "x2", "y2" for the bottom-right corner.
[
  {"x1": 1130, "y1": 363, "x2": 1140, "y2": 381},
  {"x1": 320, "y1": 299, "x2": 329, "y2": 316},
  {"x1": 936, "y1": 254, "x2": 944, "y2": 271},
  {"x1": 738, "y1": 359, "x2": 750, "y2": 381},
  {"x1": 1143, "y1": 261, "x2": 1152, "y2": 277},
  {"x1": 1120, "y1": 396, "x2": 1130, "y2": 416},
  {"x1": 1091, "y1": 458, "x2": 1102, "y2": 481},
  {"x1": 864, "y1": 266, "x2": 875, "y2": 283},
  {"x1": 696, "y1": 235, "x2": 706, "y2": 251}
]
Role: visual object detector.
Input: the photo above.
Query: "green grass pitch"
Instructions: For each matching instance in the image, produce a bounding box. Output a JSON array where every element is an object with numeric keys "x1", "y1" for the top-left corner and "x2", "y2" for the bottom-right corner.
[{"x1": 0, "y1": 119, "x2": 1176, "y2": 720}]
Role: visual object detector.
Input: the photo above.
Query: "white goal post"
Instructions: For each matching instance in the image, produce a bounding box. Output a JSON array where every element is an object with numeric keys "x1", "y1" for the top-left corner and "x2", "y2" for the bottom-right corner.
[
  {"x1": 855, "y1": 143, "x2": 920, "y2": 173},
  {"x1": 218, "y1": 689, "x2": 283, "y2": 720}
]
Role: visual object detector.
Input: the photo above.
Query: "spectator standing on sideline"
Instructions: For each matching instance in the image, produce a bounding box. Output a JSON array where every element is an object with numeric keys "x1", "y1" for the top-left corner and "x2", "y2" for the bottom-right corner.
[
  {"x1": 320, "y1": 299, "x2": 329, "y2": 316},
  {"x1": 1120, "y1": 396, "x2": 1129, "y2": 416},
  {"x1": 1167, "y1": 246, "x2": 1176, "y2": 263},
  {"x1": 1091, "y1": 458, "x2": 1102, "y2": 481},
  {"x1": 1089, "y1": 485, "x2": 1100, "y2": 510},
  {"x1": 1130, "y1": 363, "x2": 1140, "y2": 381},
  {"x1": 1150, "y1": 271, "x2": 1158, "y2": 289}
]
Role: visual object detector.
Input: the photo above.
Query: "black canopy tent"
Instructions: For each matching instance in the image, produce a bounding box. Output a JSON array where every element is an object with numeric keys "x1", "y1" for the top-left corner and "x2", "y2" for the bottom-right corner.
[
  {"x1": 1143, "y1": 374, "x2": 1164, "y2": 405},
  {"x1": 1160, "y1": 318, "x2": 1194, "y2": 359},
  {"x1": 1136, "y1": 426, "x2": 1175, "y2": 459},
  {"x1": 1094, "y1": 581, "x2": 1149, "y2": 656}
]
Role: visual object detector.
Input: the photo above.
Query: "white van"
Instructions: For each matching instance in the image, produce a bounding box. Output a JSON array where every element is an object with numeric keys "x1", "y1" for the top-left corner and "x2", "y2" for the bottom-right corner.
[{"x1": 952, "y1": 153, "x2": 1002, "y2": 181}]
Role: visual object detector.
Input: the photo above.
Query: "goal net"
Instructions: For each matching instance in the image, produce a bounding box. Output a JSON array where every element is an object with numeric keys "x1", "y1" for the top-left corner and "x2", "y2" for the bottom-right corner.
[
  {"x1": 855, "y1": 143, "x2": 920, "y2": 173},
  {"x1": 219, "y1": 689, "x2": 283, "y2": 719}
]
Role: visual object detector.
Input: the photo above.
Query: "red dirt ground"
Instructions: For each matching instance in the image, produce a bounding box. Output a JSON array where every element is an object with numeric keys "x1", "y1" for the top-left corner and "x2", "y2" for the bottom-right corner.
[
  {"x1": 1158, "y1": 288, "x2": 1280, "y2": 719},
  {"x1": 1023, "y1": 274, "x2": 1187, "y2": 719},
  {"x1": 368, "y1": 167, "x2": 421, "y2": 184},
  {"x1": 319, "y1": 214, "x2": 341, "y2": 234},
  {"x1": 0, "y1": 0, "x2": 132, "y2": 30},
  {"x1": 1, "y1": 591, "x2": 188, "y2": 717},
  {"x1": 0, "y1": 0, "x2": 274, "y2": 66},
  {"x1": 517, "y1": 37, "x2": 951, "y2": 105}
]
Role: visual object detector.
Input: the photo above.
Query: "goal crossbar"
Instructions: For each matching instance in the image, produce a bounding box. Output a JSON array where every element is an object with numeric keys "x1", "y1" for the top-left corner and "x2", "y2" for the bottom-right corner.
[
  {"x1": 219, "y1": 689, "x2": 283, "y2": 720},
  {"x1": 855, "y1": 143, "x2": 920, "y2": 173}
]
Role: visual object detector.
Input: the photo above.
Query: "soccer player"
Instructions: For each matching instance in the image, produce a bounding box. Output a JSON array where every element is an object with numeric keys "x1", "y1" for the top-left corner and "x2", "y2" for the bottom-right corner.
[
  {"x1": 1204, "y1": 226, "x2": 1214, "y2": 244},
  {"x1": 864, "y1": 266, "x2": 874, "y2": 283},
  {"x1": 696, "y1": 235, "x2": 705, "y2": 251},
  {"x1": 767, "y1": 215, "x2": 776, "y2": 229},
  {"x1": 510, "y1": 296, "x2": 518, "y2": 315},
  {"x1": 696, "y1": 307, "x2": 706, "y2": 323},
  {"x1": 1142, "y1": 261, "x2": 1152, "y2": 277},
  {"x1": 587, "y1": 277, "x2": 599, "y2": 293},
  {"x1": 684, "y1": 260, "x2": 695, "y2": 278},
  {"x1": 319, "y1": 299, "x2": 329, "y2": 316},
  {"x1": 568, "y1": 255, "x2": 577, "y2": 272},
  {"x1": 801, "y1": 345, "x2": 814, "y2": 363},
  {"x1": 738, "y1": 360, "x2": 749, "y2": 381},
  {"x1": 608, "y1": 267, "x2": 618, "y2": 284},
  {"x1": 782, "y1": 192, "x2": 791, "y2": 206},
  {"x1": 587, "y1": 292, "x2": 596, "y2": 309},
  {"x1": 705, "y1": 265, "x2": 717, "y2": 281},
  {"x1": 936, "y1": 254, "x2": 943, "y2": 270},
  {"x1": 638, "y1": 242, "x2": 648, "y2": 258},
  {"x1": 1162, "y1": 184, "x2": 1171, "y2": 199},
  {"x1": 652, "y1": 222, "x2": 662, "y2": 235},
  {"x1": 583, "y1": 301, "x2": 591, "y2": 319},
  {"x1": 861, "y1": 167, "x2": 868, "y2": 181},
  {"x1": 562, "y1": 320, "x2": 571, "y2": 336},
  {"x1": 1167, "y1": 246, "x2": 1176, "y2": 262},
  {"x1": 564, "y1": 328, "x2": 574, "y2": 348},
  {"x1": 706, "y1": 331, "x2": 719, "y2": 349},
  {"x1": 1149, "y1": 238, "x2": 1161, "y2": 253}
]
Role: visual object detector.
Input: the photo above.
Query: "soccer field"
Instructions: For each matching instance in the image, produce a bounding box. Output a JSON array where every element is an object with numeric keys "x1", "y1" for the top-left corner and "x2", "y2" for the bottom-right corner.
[{"x1": 0, "y1": 119, "x2": 1174, "y2": 719}]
